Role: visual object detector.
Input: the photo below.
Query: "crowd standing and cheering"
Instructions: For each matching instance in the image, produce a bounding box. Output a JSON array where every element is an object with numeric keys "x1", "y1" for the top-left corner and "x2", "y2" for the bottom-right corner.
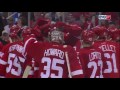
[{"x1": 0, "y1": 12, "x2": 120, "y2": 78}]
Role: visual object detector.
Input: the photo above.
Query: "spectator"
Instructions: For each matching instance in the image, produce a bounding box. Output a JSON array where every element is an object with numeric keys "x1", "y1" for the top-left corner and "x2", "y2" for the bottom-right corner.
[
  {"x1": 0, "y1": 15, "x2": 4, "y2": 36},
  {"x1": 4, "y1": 18, "x2": 14, "y2": 35},
  {"x1": 82, "y1": 17, "x2": 93, "y2": 30},
  {"x1": 45, "y1": 12, "x2": 52, "y2": 20},
  {"x1": 17, "y1": 16, "x2": 28, "y2": 27},
  {"x1": 0, "y1": 30, "x2": 11, "y2": 46},
  {"x1": 30, "y1": 12, "x2": 35, "y2": 27},
  {"x1": 30, "y1": 12, "x2": 42, "y2": 28},
  {"x1": 56, "y1": 12, "x2": 63, "y2": 21},
  {"x1": 2, "y1": 15, "x2": 8, "y2": 28},
  {"x1": 19, "y1": 14, "x2": 28, "y2": 26},
  {"x1": 51, "y1": 12, "x2": 56, "y2": 21}
]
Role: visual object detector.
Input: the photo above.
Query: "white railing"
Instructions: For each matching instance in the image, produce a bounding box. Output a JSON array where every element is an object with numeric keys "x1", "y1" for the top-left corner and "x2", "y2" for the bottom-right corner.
[{"x1": 6, "y1": 12, "x2": 18, "y2": 19}]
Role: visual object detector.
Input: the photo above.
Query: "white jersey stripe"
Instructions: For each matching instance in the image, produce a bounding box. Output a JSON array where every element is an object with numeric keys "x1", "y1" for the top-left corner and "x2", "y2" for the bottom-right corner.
[
  {"x1": 71, "y1": 70, "x2": 83, "y2": 76},
  {"x1": 23, "y1": 37, "x2": 36, "y2": 56},
  {"x1": 0, "y1": 59, "x2": 7, "y2": 65}
]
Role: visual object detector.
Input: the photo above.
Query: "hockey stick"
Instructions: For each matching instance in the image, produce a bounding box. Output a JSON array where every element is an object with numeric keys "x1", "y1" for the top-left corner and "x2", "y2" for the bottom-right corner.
[
  {"x1": 22, "y1": 65, "x2": 32, "y2": 78},
  {"x1": 65, "y1": 51, "x2": 72, "y2": 78}
]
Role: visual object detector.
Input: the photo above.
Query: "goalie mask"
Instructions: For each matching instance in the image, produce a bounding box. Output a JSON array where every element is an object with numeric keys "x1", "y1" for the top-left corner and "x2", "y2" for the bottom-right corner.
[{"x1": 49, "y1": 29, "x2": 64, "y2": 44}]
